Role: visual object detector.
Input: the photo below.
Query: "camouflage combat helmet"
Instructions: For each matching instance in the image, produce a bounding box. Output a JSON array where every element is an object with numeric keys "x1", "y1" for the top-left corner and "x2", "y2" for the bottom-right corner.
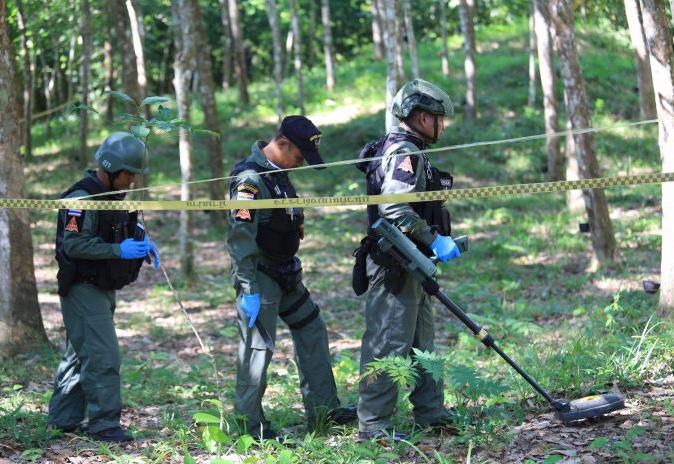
[
  {"x1": 391, "y1": 79, "x2": 454, "y2": 121},
  {"x1": 95, "y1": 132, "x2": 148, "y2": 174}
]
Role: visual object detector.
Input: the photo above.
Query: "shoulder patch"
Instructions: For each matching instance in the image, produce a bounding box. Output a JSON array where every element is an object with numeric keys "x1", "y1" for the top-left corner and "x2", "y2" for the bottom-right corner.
[
  {"x1": 234, "y1": 208, "x2": 254, "y2": 222},
  {"x1": 65, "y1": 216, "x2": 80, "y2": 232},
  {"x1": 237, "y1": 183, "x2": 259, "y2": 195},
  {"x1": 67, "y1": 209, "x2": 83, "y2": 217},
  {"x1": 392, "y1": 154, "x2": 419, "y2": 184}
]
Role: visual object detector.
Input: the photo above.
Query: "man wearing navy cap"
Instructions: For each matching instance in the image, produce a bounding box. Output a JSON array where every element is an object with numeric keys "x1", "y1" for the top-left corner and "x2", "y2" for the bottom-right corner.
[{"x1": 226, "y1": 115, "x2": 355, "y2": 440}]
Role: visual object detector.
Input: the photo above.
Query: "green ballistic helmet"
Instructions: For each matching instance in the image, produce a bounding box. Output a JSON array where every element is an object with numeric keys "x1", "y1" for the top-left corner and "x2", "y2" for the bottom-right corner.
[
  {"x1": 95, "y1": 132, "x2": 148, "y2": 175},
  {"x1": 391, "y1": 79, "x2": 454, "y2": 121}
]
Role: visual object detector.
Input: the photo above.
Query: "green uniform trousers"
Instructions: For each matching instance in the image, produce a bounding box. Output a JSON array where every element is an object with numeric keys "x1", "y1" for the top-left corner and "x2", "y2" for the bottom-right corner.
[
  {"x1": 235, "y1": 269, "x2": 339, "y2": 434},
  {"x1": 358, "y1": 256, "x2": 448, "y2": 432},
  {"x1": 47, "y1": 284, "x2": 122, "y2": 433}
]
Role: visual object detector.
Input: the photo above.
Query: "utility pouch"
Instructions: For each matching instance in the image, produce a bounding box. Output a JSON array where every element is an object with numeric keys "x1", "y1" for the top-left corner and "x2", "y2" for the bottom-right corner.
[
  {"x1": 260, "y1": 256, "x2": 303, "y2": 294},
  {"x1": 56, "y1": 256, "x2": 77, "y2": 297},
  {"x1": 352, "y1": 236, "x2": 376, "y2": 296},
  {"x1": 369, "y1": 241, "x2": 404, "y2": 295}
]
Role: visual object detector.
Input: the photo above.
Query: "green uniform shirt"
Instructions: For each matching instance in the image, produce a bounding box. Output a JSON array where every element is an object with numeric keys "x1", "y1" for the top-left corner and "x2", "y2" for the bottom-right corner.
[
  {"x1": 60, "y1": 176, "x2": 121, "y2": 260},
  {"x1": 378, "y1": 126, "x2": 436, "y2": 247},
  {"x1": 227, "y1": 142, "x2": 281, "y2": 295}
]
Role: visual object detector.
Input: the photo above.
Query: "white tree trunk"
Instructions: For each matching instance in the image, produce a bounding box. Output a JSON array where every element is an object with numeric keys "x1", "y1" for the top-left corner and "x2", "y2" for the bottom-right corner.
[
  {"x1": 402, "y1": 0, "x2": 419, "y2": 78},
  {"x1": 393, "y1": 0, "x2": 405, "y2": 84},
  {"x1": 371, "y1": 0, "x2": 385, "y2": 60},
  {"x1": 624, "y1": 0, "x2": 657, "y2": 119},
  {"x1": 383, "y1": 0, "x2": 399, "y2": 131},
  {"x1": 639, "y1": 0, "x2": 674, "y2": 310},
  {"x1": 229, "y1": 0, "x2": 249, "y2": 105},
  {"x1": 439, "y1": 0, "x2": 450, "y2": 76},
  {"x1": 266, "y1": 0, "x2": 284, "y2": 122},
  {"x1": 0, "y1": 0, "x2": 48, "y2": 357},
  {"x1": 550, "y1": 0, "x2": 617, "y2": 265},
  {"x1": 321, "y1": 0, "x2": 335, "y2": 90},
  {"x1": 459, "y1": 0, "x2": 477, "y2": 120},
  {"x1": 79, "y1": 0, "x2": 92, "y2": 169},
  {"x1": 289, "y1": 0, "x2": 305, "y2": 114},
  {"x1": 15, "y1": 0, "x2": 31, "y2": 159},
  {"x1": 528, "y1": 10, "x2": 537, "y2": 107},
  {"x1": 533, "y1": 0, "x2": 563, "y2": 181},
  {"x1": 126, "y1": 0, "x2": 148, "y2": 105},
  {"x1": 172, "y1": 0, "x2": 195, "y2": 281},
  {"x1": 218, "y1": 0, "x2": 232, "y2": 89},
  {"x1": 104, "y1": 40, "x2": 115, "y2": 120}
]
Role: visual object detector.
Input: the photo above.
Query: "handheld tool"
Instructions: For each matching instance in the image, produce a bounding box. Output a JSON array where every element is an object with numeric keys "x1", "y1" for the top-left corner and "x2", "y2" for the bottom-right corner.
[{"x1": 372, "y1": 218, "x2": 625, "y2": 424}]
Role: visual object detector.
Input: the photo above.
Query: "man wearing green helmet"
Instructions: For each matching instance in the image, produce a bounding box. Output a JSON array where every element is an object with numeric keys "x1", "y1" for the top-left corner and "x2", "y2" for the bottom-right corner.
[
  {"x1": 354, "y1": 80, "x2": 460, "y2": 442},
  {"x1": 48, "y1": 132, "x2": 160, "y2": 442}
]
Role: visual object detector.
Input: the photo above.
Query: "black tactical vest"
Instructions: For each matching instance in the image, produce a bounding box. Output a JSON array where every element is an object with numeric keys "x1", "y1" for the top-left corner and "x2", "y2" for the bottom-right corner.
[
  {"x1": 356, "y1": 132, "x2": 453, "y2": 237},
  {"x1": 230, "y1": 161, "x2": 304, "y2": 262},
  {"x1": 54, "y1": 173, "x2": 144, "y2": 295}
]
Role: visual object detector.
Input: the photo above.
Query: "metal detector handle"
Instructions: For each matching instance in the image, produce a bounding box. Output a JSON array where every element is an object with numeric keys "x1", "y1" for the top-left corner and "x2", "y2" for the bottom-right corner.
[{"x1": 453, "y1": 235, "x2": 469, "y2": 254}]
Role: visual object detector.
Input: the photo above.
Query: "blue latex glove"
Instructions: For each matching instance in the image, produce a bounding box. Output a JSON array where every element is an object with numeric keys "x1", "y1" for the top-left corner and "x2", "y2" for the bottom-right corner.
[
  {"x1": 241, "y1": 293, "x2": 261, "y2": 329},
  {"x1": 430, "y1": 234, "x2": 461, "y2": 263},
  {"x1": 146, "y1": 237, "x2": 161, "y2": 269},
  {"x1": 119, "y1": 238, "x2": 150, "y2": 259}
]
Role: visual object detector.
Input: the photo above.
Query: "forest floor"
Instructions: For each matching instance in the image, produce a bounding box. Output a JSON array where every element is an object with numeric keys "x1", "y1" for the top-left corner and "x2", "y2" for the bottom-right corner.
[{"x1": 2, "y1": 19, "x2": 674, "y2": 464}]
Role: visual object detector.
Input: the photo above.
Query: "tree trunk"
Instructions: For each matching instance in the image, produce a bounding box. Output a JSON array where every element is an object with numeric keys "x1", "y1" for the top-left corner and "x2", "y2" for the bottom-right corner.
[
  {"x1": 533, "y1": 0, "x2": 563, "y2": 181},
  {"x1": 625, "y1": 0, "x2": 657, "y2": 119},
  {"x1": 104, "y1": 40, "x2": 115, "y2": 121},
  {"x1": 65, "y1": 33, "x2": 76, "y2": 104},
  {"x1": 229, "y1": 0, "x2": 249, "y2": 105},
  {"x1": 638, "y1": 0, "x2": 674, "y2": 310},
  {"x1": 383, "y1": 0, "x2": 400, "y2": 131},
  {"x1": 42, "y1": 52, "x2": 55, "y2": 138},
  {"x1": 308, "y1": 0, "x2": 317, "y2": 67},
  {"x1": 289, "y1": 0, "x2": 305, "y2": 114},
  {"x1": 0, "y1": 0, "x2": 48, "y2": 358},
  {"x1": 15, "y1": 0, "x2": 31, "y2": 159},
  {"x1": 126, "y1": 0, "x2": 150, "y2": 119},
  {"x1": 284, "y1": 28, "x2": 293, "y2": 79},
  {"x1": 218, "y1": 0, "x2": 233, "y2": 89},
  {"x1": 109, "y1": 0, "x2": 141, "y2": 108},
  {"x1": 187, "y1": 0, "x2": 227, "y2": 229},
  {"x1": 393, "y1": 0, "x2": 405, "y2": 85},
  {"x1": 321, "y1": 0, "x2": 335, "y2": 91},
  {"x1": 402, "y1": 0, "x2": 419, "y2": 78},
  {"x1": 266, "y1": 0, "x2": 284, "y2": 121},
  {"x1": 79, "y1": 0, "x2": 92, "y2": 170},
  {"x1": 172, "y1": 0, "x2": 195, "y2": 282},
  {"x1": 439, "y1": 0, "x2": 450, "y2": 76},
  {"x1": 371, "y1": 0, "x2": 385, "y2": 60},
  {"x1": 459, "y1": 0, "x2": 477, "y2": 120},
  {"x1": 550, "y1": 0, "x2": 617, "y2": 265},
  {"x1": 528, "y1": 9, "x2": 537, "y2": 107}
]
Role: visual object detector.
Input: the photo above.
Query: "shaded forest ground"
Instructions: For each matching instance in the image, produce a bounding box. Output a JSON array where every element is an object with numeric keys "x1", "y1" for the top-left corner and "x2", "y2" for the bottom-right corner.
[{"x1": 1, "y1": 20, "x2": 673, "y2": 463}]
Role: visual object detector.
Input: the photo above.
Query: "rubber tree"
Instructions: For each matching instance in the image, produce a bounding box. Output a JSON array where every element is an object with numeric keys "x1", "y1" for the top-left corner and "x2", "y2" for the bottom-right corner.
[
  {"x1": 459, "y1": 0, "x2": 477, "y2": 120},
  {"x1": 266, "y1": 0, "x2": 284, "y2": 122},
  {"x1": 79, "y1": 0, "x2": 92, "y2": 170},
  {"x1": 172, "y1": 0, "x2": 195, "y2": 282},
  {"x1": 528, "y1": 7, "x2": 537, "y2": 107},
  {"x1": 402, "y1": 0, "x2": 419, "y2": 78},
  {"x1": 550, "y1": 0, "x2": 617, "y2": 265},
  {"x1": 126, "y1": 0, "x2": 150, "y2": 119},
  {"x1": 383, "y1": 0, "x2": 401, "y2": 131},
  {"x1": 624, "y1": 0, "x2": 657, "y2": 119},
  {"x1": 229, "y1": 0, "x2": 249, "y2": 105},
  {"x1": 439, "y1": 0, "x2": 450, "y2": 76},
  {"x1": 109, "y1": 0, "x2": 142, "y2": 109},
  {"x1": 371, "y1": 0, "x2": 385, "y2": 60},
  {"x1": 533, "y1": 0, "x2": 562, "y2": 181},
  {"x1": 217, "y1": 0, "x2": 232, "y2": 89},
  {"x1": 15, "y1": 0, "x2": 32, "y2": 159},
  {"x1": 638, "y1": 0, "x2": 674, "y2": 310},
  {"x1": 0, "y1": 0, "x2": 48, "y2": 357},
  {"x1": 321, "y1": 0, "x2": 335, "y2": 91},
  {"x1": 289, "y1": 0, "x2": 305, "y2": 114}
]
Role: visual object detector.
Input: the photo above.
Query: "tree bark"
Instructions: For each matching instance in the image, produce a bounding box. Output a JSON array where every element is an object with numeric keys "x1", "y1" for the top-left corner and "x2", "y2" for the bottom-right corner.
[
  {"x1": 393, "y1": 0, "x2": 405, "y2": 84},
  {"x1": 228, "y1": 0, "x2": 249, "y2": 105},
  {"x1": 266, "y1": 0, "x2": 284, "y2": 121},
  {"x1": 171, "y1": 0, "x2": 195, "y2": 282},
  {"x1": 126, "y1": 0, "x2": 150, "y2": 118},
  {"x1": 109, "y1": 0, "x2": 141, "y2": 108},
  {"x1": 15, "y1": 0, "x2": 31, "y2": 159},
  {"x1": 218, "y1": 0, "x2": 233, "y2": 89},
  {"x1": 439, "y1": 0, "x2": 450, "y2": 76},
  {"x1": 0, "y1": 0, "x2": 48, "y2": 358},
  {"x1": 289, "y1": 0, "x2": 305, "y2": 114},
  {"x1": 625, "y1": 0, "x2": 657, "y2": 119},
  {"x1": 550, "y1": 0, "x2": 617, "y2": 265},
  {"x1": 308, "y1": 0, "x2": 317, "y2": 67},
  {"x1": 528, "y1": 9, "x2": 537, "y2": 107},
  {"x1": 321, "y1": 0, "x2": 335, "y2": 91},
  {"x1": 459, "y1": 0, "x2": 477, "y2": 120},
  {"x1": 383, "y1": 0, "x2": 400, "y2": 131},
  {"x1": 65, "y1": 33, "x2": 76, "y2": 104},
  {"x1": 402, "y1": 0, "x2": 419, "y2": 78},
  {"x1": 104, "y1": 40, "x2": 115, "y2": 121},
  {"x1": 79, "y1": 0, "x2": 92, "y2": 170},
  {"x1": 638, "y1": 0, "x2": 674, "y2": 310},
  {"x1": 533, "y1": 0, "x2": 563, "y2": 181},
  {"x1": 371, "y1": 0, "x2": 385, "y2": 60}
]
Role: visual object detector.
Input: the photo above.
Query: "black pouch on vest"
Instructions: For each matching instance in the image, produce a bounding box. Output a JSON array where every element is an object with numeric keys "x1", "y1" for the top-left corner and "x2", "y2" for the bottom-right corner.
[
  {"x1": 260, "y1": 257, "x2": 303, "y2": 294},
  {"x1": 352, "y1": 236, "x2": 376, "y2": 296},
  {"x1": 56, "y1": 256, "x2": 77, "y2": 297},
  {"x1": 369, "y1": 242, "x2": 404, "y2": 295}
]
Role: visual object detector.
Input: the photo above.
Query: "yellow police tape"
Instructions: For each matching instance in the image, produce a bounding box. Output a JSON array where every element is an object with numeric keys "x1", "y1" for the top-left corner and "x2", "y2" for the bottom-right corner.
[{"x1": 1, "y1": 171, "x2": 673, "y2": 211}]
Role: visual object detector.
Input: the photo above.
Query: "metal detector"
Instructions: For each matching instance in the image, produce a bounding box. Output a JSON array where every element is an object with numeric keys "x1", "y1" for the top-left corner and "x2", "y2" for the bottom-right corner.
[{"x1": 372, "y1": 218, "x2": 625, "y2": 425}]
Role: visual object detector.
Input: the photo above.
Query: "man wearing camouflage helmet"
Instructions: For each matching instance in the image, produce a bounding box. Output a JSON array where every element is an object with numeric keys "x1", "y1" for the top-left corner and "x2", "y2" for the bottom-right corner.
[
  {"x1": 47, "y1": 132, "x2": 160, "y2": 442},
  {"x1": 354, "y1": 80, "x2": 460, "y2": 442}
]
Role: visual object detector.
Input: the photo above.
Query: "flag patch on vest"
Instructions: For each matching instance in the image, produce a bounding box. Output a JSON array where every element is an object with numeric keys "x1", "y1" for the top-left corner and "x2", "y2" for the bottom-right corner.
[
  {"x1": 234, "y1": 208, "x2": 253, "y2": 222},
  {"x1": 67, "y1": 209, "x2": 82, "y2": 217},
  {"x1": 393, "y1": 154, "x2": 418, "y2": 184},
  {"x1": 65, "y1": 216, "x2": 79, "y2": 232},
  {"x1": 237, "y1": 191, "x2": 255, "y2": 201}
]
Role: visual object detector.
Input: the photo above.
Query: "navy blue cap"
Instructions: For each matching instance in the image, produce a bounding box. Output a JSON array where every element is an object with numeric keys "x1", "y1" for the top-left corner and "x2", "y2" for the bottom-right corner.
[{"x1": 280, "y1": 115, "x2": 325, "y2": 167}]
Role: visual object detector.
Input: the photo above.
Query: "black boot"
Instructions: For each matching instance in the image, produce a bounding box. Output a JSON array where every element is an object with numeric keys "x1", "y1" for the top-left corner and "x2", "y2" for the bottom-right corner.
[
  {"x1": 357, "y1": 429, "x2": 410, "y2": 444},
  {"x1": 328, "y1": 406, "x2": 358, "y2": 425},
  {"x1": 87, "y1": 426, "x2": 134, "y2": 442}
]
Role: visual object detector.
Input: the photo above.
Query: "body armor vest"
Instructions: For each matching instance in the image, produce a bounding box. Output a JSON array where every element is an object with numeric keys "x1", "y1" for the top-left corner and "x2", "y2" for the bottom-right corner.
[
  {"x1": 55, "y1": 174, "x2": 144, "y2": 295},
  {"x1": 230, "y1": 161, "x2": 304, "y2": 262},
  {"x1": 356, "y1": 132, "x2": 453, "y2": 237}
]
